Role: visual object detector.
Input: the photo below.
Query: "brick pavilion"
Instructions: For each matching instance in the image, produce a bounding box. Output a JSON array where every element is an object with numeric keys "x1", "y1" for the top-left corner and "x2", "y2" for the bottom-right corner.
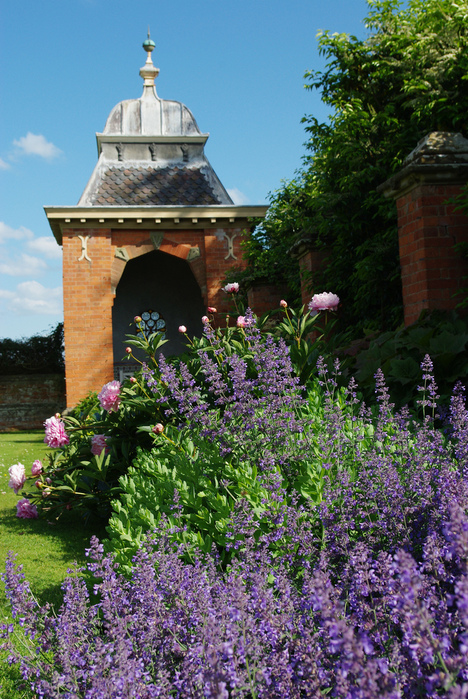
[{"x1": 45, "y1": 35, "x2": 267, "y2": 407}]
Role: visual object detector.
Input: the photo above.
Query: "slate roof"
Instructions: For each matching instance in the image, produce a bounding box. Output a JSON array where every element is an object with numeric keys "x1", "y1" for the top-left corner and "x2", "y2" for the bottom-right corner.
[{"x1": 88, "y1": 166, "x2": 223, "y2": 206}]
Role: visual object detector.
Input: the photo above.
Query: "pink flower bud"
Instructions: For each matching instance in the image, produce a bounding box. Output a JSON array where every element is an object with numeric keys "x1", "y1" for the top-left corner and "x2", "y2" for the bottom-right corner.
[
  {"x1": 134, "y1": 315, "x2": 142, "y2": 323},
  {"x1": 237, "y1": 316, "x2": 246, "y2": 328},
  {"x1": 35, "y1": 480, "x2": 43, "y2": 489},
  {"x1": 152, "y1": 423, "x2": 164, "y2": 434},
  {"x1": 130, "y1": 376, "x2": 137, "y2": 384},
  {"x1": 125, "y1": 347, "x2": 132, "y2": 354},
  {"x1": 207, "y1": 307, "x2": 217, "y2": 313},
  {"x1": 280, "y1": 300, "x2": 288, "y2": 308},
  {"x1": 202, "y1": 316, "x2": 209, "y2": 324},
  {"x1": 178, "y1": 325, "x2": 187, "y2": 333}
]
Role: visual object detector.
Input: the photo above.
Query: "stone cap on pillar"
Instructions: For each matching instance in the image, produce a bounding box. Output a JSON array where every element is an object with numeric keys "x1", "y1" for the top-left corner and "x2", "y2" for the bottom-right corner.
[
  {"x1": 288, "y1": 234, "x2": 316, "y2": 260},
  {"x1": 378, "y1": 131, "x2": 468, "y2": 199}
]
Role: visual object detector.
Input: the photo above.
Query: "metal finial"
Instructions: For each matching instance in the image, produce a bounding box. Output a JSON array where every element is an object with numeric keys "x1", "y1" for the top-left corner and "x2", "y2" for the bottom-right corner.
[
  {"x1": 140, "y1": 28, "x2": 159, "y2": 91},
  {"x1": 142, "y1": 27, "x2": 155, "y2": 53}
]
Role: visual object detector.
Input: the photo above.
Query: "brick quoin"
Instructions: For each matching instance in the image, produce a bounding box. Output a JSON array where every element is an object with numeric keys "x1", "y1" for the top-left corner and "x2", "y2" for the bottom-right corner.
[{"x1": 379, "y1": 132, "x2": 468, "y2": 327}]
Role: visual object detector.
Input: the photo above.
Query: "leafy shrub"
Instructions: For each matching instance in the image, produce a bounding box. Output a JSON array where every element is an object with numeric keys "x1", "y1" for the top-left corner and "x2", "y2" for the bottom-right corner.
[
  {"x1": 106, "y1": 311, "x2": 376, "y2": 571},
  {"x1": 345, "y1": 309, "x2": 468, "y2": 409},
  {"x1": 0, "y1": 323, "x2": 64, "y2": 375}
]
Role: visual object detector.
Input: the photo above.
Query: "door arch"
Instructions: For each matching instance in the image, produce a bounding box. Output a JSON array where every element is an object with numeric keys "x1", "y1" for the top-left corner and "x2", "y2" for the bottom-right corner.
[{"x1": 112, "y1": 249, "x2": 204, "y2": 370}]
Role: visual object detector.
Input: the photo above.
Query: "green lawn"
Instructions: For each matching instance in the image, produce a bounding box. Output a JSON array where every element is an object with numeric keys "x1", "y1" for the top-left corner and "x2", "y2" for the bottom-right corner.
[{"x1": 0, "y1": 432, "x2": 106, "y2": 697}]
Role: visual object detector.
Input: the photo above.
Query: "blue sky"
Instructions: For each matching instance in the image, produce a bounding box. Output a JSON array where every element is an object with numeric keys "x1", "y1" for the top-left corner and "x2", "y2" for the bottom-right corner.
[{"x1": 0, "y1": 0, "x2": 370, "y2": 340}]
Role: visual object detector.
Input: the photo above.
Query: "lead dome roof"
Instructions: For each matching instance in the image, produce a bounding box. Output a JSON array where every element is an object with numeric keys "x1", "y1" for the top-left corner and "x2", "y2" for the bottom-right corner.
[{"x1": 78, "y1": 35, "x2": 232, "y2": 206}]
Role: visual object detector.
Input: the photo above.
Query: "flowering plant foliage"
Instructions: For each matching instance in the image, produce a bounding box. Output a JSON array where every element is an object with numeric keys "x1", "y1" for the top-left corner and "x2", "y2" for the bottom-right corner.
[
  {"x1": 3, "y1": 315, "x2": 468, "y2": 695},
  {"x1": 3, "y1": 386, "x2": 468, "y2": 699}
]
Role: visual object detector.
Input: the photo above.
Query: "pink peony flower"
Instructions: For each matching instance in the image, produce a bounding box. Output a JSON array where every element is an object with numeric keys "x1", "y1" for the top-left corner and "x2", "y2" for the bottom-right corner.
[
  {"x1": 91, "y1": 434, "x2": 109, "y2": 456},
  {"x1": 178, "y1": 325, "x2": 187, "y2": 333},
  {"x1": 8, "y1": 463, "x2": 26, "y2": 494},
  {"x1": 31, "y1": 460, "x2": 42, "y2": 476},
  {"x1": 222, "y1": 282, "x2": 239, "y2": 294},
  {"x1": 207, "y1": 307, "x2": 217, "y2": 313},
  {"x1": 98, "y1": 380, "x2": 121, "y2": 412},
  {"x1": 44, "y1": 416, "x2": 70, "y2": 448},
  {"x1": 237, "y1": 315, "x2": 253, "y2": 329},
  {"x1": 308, "y1": 292, "x2": 340, "y2": 313},
  {"x1": 280, "y1": 299, "x2": 288, "y2": 308},
  {"x1": 16, "y1": 498, "x2": 38, "y2": 519},
  {"x1": 152, "y1": 423, "x2": 164, "y2": 434}
]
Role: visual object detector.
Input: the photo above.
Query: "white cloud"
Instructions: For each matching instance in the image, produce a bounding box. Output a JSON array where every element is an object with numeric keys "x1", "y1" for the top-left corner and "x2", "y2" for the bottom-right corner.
[
  {"x1": 227, "y1": 187, "x2": 250, "y2": 205},
  {"x1": 13, "y1": 132, "x2": 62, "y2": 159},
  {"x1": 0, "y1": 221, "x2": 34, "y2": 244},
  {"x1": 27, "y1": 236, "x2": 62, "y2": 260},
  {"x1": 0, "y1": 158, "x2": 10, "y2": 170},
  {"x1": 0, "y1": 281, "x2": 62, "y2": 315},
  {"x1": 0, "y1": 253, "x2": 48, "y2": 277}
]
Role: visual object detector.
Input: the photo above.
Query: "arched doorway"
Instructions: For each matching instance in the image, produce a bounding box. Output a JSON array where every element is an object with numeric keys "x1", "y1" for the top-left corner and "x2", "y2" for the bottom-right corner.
[{"x1": 112, "y1": 249, "x2": 205, "y2": 376}]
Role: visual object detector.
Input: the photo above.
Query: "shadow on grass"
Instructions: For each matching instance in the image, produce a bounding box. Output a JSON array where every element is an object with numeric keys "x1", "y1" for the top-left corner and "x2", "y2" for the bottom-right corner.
[{"x1": 1, "y1": 509, "x2": 108, "y2": 610}]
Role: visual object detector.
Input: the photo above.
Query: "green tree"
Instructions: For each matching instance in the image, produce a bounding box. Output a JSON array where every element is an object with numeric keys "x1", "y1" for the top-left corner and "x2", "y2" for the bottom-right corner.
[{"x1": 242, "y1": 0, "x2": 468, "y2": 334}]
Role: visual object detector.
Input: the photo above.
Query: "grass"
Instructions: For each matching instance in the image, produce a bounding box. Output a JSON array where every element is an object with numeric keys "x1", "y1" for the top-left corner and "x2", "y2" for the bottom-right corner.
[{"x1": 0, "y1": 432, "x2": 106, "y2": 697}]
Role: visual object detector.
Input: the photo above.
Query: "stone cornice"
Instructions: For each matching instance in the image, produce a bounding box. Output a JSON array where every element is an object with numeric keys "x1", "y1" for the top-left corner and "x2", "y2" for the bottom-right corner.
[
  {"x1": 96, "y1": 132, "x2": 210, "y2": 153},
  {"x1": 44, "y1": 205, "x2": 268, "y2": 245}
]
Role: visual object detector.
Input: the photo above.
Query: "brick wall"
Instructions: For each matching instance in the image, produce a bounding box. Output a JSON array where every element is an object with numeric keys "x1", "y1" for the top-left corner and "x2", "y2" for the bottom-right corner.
[
  {"x1": 0, "y1": 374, "x2": 65, "y2": 431},
  {"x1": 247, "y1": 281, "x2": 289, "y2": 316}
]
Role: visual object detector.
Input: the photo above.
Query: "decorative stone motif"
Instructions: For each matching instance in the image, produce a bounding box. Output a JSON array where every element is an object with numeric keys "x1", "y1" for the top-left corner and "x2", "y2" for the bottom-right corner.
[
  {"x1": 224, "y1": 232, "x2": 238, "y2": 260},
  {"x1": 187, "y1": 245, "x2": 201, "y2": 261},
  {"x1": 150, "y1": 233, "x2": 164, "y2": 249},
  {"x1": 115, "y1": 247, "x2": 129, "y2": 262},
  {"x1": 77, "y1": 235, "x2": 91, "y2": 262}
]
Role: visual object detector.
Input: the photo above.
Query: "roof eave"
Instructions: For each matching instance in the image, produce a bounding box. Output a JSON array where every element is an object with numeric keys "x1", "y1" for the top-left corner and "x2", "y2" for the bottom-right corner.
[{"x1": 44, "y1": 204, "x2": 268, "y2": 245}]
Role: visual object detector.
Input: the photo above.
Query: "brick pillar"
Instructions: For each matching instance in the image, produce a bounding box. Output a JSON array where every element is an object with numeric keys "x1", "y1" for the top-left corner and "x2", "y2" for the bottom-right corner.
[
  {"x1": 62, "y1": 229, "x2": 114, "y2": 407},
  {"x1": 247, "y1": 280, "x2": 289, "y2": 316},
  {"x1": 204, "y1": 227, "x2": 247, "y2": 313},
  {"x1": 380, "y1": 132, "x2": 468, "y2": 326},
  {"x1": 289, "y1": 236, "x2": 330, "y2": 307}
]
